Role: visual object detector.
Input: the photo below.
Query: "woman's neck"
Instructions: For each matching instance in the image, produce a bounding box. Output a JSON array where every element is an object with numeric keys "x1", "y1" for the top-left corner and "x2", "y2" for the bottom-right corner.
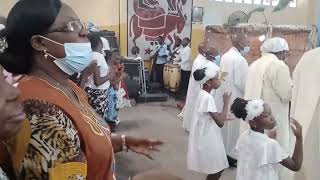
[
  {"x1": 30, "y1": 66, "x2": 69, "y2": 86},
  {"x1": 251, "y1": 128, "x2": 264, "y2": 134}
]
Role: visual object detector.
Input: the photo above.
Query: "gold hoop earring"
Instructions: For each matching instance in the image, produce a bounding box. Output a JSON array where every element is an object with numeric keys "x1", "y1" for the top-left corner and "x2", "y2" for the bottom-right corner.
[{"x1": 44, "y1": 49, "x2": 48, "y2": 59}]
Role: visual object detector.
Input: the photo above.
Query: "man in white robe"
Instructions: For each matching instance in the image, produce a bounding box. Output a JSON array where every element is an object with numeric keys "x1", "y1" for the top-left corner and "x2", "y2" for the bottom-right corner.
[
  {"x1": 245, "y1": 37, "x2": 292, "y2": 153},
  {"x1": 182, "y1": 43, "x2": 219, "y2": 131},
  {"x1": 284, "y1": 48, "x2": 320, "y2": 180},
  {"x1": 213, "y1": 34, "x2": 250, "y2": 165}
]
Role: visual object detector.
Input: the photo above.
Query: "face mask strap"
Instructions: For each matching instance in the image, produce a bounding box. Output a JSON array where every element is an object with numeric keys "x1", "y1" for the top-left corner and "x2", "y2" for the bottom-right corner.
[{"x1": 38, "y1": 35, "x2": 64, "y2": 46}]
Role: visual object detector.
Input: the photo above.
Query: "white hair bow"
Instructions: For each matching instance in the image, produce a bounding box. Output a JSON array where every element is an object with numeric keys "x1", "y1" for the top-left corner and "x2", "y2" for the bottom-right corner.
[{"x1": 245, "y1": 99, "x2": 265, "y2": 122}]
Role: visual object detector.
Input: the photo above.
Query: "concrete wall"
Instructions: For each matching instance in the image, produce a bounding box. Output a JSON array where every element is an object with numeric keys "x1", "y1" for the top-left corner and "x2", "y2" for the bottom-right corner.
[
  {"x1": 62, "y1": 0, "x2": 120, "y2": 37},
  {"x1": 0, "y1": 0, "x2": 15, "y2": 17},
  {"x1": 202, "y1": 0, "x2": 310, "y2": 26},
  {"x1": 309, "y1": 0, "x2": 320, "y2": 25},
  {"x1": 0, "y1": 0, "x2": 316, "y2": 58},
  {"x1": 190, "y1": 0, "x2": 315, "y2": 59}
]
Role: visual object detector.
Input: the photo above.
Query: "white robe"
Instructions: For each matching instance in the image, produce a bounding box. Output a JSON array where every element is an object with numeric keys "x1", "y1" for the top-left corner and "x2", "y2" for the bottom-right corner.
[
  {"x1": 188, "y1": 90, "x2": 229, "y2": 174},
  {"x1": 284, "y1": 48, "x2": 320, "y2": 180},
  {"x1": 213, "y1": 47, "x2": 249, "y2": 159},
  {"x1": 182, "y1": 54, "x2": 207, "y2": 131},
  {"x1": 244, "y1": 53, "x2": 292, "y2": 153},
  {"x1": 235, "y1": 130, "x2": 288, "y2": 180}
]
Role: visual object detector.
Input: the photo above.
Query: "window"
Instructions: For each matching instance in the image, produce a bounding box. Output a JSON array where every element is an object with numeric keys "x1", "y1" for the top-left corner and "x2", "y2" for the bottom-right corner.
[{"x1": 212, "y1": 0, "x2": 297, "y2": 8}]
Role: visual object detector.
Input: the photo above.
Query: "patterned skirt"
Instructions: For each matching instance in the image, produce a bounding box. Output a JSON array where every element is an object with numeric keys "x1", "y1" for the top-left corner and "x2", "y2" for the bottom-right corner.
[{"x1": 85, "y1": 87, "x2": 119, "y2": 126}]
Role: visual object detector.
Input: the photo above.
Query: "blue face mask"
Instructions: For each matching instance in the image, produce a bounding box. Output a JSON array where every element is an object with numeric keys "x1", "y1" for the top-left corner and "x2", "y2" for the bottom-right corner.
[
  {"x1": 240, "y1": 46, "x2": 251, "y2": 56},
  {"x1": 40, "y1": 36, "x2": 92, "y2": 75},
  {"x1": 212, "y1": 55, "x2": 221, "y2": 66}
]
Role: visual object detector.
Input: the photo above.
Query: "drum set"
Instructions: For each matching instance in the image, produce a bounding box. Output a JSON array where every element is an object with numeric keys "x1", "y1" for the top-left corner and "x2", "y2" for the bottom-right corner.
[{"x1": 163, "y1": 63, "x2": 181, "y2": 93}]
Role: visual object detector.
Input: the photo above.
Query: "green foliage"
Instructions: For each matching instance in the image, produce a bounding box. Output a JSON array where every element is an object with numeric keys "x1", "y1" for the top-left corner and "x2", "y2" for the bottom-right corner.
[
  {"x1": 247, "y1": 7, "x2": 266, "y2": 21},
  {"x1": 227, "y1": 11, "x2": 248, "y2": 26},
  {"x1": 273, "y1": 0, "x2": 293, "y2": 12}
]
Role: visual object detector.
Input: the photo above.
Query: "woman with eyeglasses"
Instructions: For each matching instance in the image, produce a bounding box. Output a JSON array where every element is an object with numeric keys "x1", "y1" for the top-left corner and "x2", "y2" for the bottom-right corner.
[{"x1": 0, "y1": 0, "x2": 163, "y2": 179}]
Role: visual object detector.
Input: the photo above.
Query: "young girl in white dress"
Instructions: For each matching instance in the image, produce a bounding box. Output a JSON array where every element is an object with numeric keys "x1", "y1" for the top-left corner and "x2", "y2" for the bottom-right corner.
[
  {"x1": 230, "y1": 98, "x2": 303, "y2": 180},
  {"x1": 187, "y1": 64, "x2": 232, "y2": 180}
]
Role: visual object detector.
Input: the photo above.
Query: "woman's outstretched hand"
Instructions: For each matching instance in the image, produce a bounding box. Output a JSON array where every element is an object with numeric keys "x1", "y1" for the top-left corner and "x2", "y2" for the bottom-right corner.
[{"x1": 126, "y1": 136, "x2": 164, "y2": 159}]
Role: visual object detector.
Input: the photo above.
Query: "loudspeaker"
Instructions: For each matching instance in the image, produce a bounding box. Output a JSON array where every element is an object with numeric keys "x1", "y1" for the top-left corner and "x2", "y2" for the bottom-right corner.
[
  {"x1": 122, "y1": 60, "x2": 141, "y2": 82},
  {"x1": 100, "y1": 30, "x2": 115, "y2": 37},
  {"x1": 99, "y1": 31, "x2": 118, "y2": 51},
  {"x1": 136, "y1": 93, "x2": 168, "y2": 103},
  {"x1": 125, "y1": 79, "x2": 140, "y2": 98}
]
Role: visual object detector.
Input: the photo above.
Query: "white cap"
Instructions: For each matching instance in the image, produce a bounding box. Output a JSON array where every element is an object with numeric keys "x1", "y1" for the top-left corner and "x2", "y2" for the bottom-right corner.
[
  {"x1": 198, "y1": 62, "x2": 220, "y2": 85},
  {"x1": 0, "y1": 24, "x2": 5, "y2": 31},
  {"x1": 100, "y1": 37, "x2": 110, "y2": 51},
  {"x1": 260, "y1": 37, "x2": 289, "y2": 53}
]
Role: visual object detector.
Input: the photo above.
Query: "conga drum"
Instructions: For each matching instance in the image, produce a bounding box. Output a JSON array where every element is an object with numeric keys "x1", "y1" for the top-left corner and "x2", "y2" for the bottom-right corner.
[
  {"x1": 163, "y1": 64, "x2": 170, "y2": 89},
  {"x1": 168, "y1": 64, "x2": 181, "y2": 92}
]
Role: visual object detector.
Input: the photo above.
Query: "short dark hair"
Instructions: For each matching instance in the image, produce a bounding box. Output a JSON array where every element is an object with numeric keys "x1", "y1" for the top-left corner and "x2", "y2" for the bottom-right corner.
[
  {"x1": 193, "y1": 68, "x2": 206, "y2": 81},
  {"x1": 183, "y1": 37, "x2": 190, "y2": 42},
  {"x1": 0, "y1": 0, "x2": 62, "y2": 74},
  {"x1": 230, "y1": 98, "x2": 248, "y2": 120},
  {"x1": 87, "y1": 32, "x2": 102, "y2": 50}
]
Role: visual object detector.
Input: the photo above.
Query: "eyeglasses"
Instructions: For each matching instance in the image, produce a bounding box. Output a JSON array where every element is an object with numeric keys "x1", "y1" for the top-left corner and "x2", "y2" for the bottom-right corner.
[{"x1": 46, "y1": 21, "x2": 87, "y2": 34}]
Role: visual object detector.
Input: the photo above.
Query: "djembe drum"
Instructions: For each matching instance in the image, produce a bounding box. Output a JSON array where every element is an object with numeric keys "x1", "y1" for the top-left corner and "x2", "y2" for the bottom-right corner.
[
  {"x1": 166, "y1": 64, "x2": 181, "y2": 92},
  {"x1": 163, "y1": 64, "x2": 170, "y2": 89}
]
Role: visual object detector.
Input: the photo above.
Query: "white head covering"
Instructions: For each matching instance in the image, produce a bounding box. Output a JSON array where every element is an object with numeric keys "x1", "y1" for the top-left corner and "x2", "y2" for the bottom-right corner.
[
  {"x1": 260, "y1": 37, "x2": 289, "y2": 53},
  {"x1": 245, "y1": 99, "x2": 265, "y2": 122},
  {"x1": 100, "y1": 37, "x2": 110, "y2": 51},
  {"x1": 198, "y1": 63, "x2": 220, "y2": 85},
  {"x1": 0, "y1": 24, "x2": 5, "y2": 31}
]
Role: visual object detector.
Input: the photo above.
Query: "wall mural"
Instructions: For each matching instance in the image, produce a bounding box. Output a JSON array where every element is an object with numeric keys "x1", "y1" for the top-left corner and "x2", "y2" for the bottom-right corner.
[{"x1": 128, "y1": 0, "x2": 192, "y2": 59}]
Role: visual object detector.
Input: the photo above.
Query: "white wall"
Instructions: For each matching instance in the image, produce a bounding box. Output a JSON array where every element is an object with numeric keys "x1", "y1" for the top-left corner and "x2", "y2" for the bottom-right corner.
[
  {"x1": 1, "y1": 0, "x2": 316, "y2": 26},
  {"x1": 0, "y1": 0, "x2": 15, "y2": 17},
  {"x1": 0, "y1": 0, "x2": 119, "y2": 26},
  {"x1": 309, "y1": 0, "x2": 320, "y2": 25},
  {"x1": 195, "y1": 0, "x2": 314, "y2": 26}
]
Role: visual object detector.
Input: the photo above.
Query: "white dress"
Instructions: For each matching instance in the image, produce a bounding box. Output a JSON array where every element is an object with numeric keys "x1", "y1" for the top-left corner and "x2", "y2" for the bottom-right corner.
[
  {"x1": 86, "y1": 52, "x2": 111, "y2": 90},
  {"x1": 188, "y1": 90, "x2": 229, "y2": 174},
  {"x1": 182, "y1": 54, "x2": 208, "y2": 131},
  {"x1": 213, "y1": 47, "x2": 249, "y2": 159},
  {"x1": 235, "y1": 130, "x2": 288, "y2": 180}
]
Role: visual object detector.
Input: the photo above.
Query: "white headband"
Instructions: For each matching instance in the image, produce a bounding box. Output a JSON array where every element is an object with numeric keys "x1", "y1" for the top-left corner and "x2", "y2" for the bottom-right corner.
[
  {"x1": 197, "y1": 63, "x2": 220, "y2": 85},
  {"x1": 245, "y1": 99, "x2": 265, "y2": 122}
]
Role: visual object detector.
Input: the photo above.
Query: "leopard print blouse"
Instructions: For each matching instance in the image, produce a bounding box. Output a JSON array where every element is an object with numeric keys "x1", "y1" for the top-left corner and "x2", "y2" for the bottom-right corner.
[{"x1": 15, "y1": 99, "x2": 86, "y2": 180}]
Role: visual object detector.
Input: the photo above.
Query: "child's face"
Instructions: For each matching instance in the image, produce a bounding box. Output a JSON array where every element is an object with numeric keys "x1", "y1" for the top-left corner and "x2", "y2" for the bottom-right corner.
[
  {"x1": 111, "y1": 54, "x2": 121, "y2": 63},
  {"x1": 250, "y1": 104, "x2": 276, "y2": 130},
  {"x1": 209, "y1": 74, "x2": 221, "y2": 89}
]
